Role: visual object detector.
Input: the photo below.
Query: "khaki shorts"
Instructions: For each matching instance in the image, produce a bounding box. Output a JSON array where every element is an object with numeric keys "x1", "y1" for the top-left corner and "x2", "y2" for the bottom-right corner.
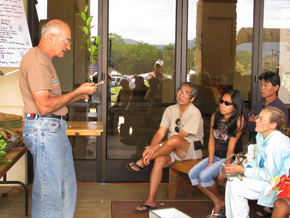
[{"x1": 169, "y1": 139, "x2": 202, "y2": 164}]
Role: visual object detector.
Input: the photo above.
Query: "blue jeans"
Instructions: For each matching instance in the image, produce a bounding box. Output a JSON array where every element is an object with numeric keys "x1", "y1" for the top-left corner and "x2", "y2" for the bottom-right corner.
[
  {"x1": 188, "y1": 156, "x2": 225, "y2": 187},
  {"x1": 23, "y1": 117, "x2": 77, "y2": 218}
]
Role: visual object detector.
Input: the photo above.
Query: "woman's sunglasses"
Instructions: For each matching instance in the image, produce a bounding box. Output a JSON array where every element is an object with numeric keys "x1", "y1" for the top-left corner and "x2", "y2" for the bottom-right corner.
[
  {"x1": 175, "y1": 118, "x2": 180, "y2": 133},
  {"x1": 219, "y1": 99, "x2": 233, "y2": 106}
]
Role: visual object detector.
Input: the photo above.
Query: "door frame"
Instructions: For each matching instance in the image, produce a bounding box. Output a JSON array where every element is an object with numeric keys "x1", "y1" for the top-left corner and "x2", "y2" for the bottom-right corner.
[{"x1": 97, "y1": 0, "x2": 188, "y2": 182}]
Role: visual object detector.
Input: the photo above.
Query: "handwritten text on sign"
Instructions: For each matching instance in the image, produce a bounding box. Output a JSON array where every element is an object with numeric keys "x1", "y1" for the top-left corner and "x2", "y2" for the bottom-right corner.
[{"x1": 0, "y1": 0, "x2": 32, "y2": 67}]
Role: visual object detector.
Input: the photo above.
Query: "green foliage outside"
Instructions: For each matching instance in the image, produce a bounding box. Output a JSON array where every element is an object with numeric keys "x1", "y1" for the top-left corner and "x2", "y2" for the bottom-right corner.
[
  {"x1": 187, "y1": 47, "x2": 196, "y2": 72},
  {"x1": 109, "y1": 33, "x2": 160, "y2": 75},
  {"x1": 236, "y1": 50, "x2": 252, "y2": 75},
  {"x1": 262, "y1": 61, "x2": 276, "y2": 73},
  {"x1": 109, "y1": 33, "x2": 198, "y2": 77}
]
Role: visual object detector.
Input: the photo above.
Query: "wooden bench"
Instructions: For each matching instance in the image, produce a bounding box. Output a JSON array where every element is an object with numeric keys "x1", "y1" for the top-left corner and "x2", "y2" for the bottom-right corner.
[{"x1": 169, "y1": 159, "x2": 202, "y2": 200}]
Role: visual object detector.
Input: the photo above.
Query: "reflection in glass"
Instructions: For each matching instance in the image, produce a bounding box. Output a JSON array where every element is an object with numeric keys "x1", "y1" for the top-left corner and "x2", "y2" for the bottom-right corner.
[
  {"x1": 187, "y1": 0, "x2": 253, "y2": 152},
  {"x1": 107, "y1": 0, "x2": 176, "y2": 159},
  {"x1": 264, "y1": 0, "x2": 290, "y2": 104}
]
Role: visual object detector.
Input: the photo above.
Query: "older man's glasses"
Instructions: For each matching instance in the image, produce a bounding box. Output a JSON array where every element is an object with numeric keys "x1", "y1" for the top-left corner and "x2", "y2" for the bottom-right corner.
[
  {"x1": 177, "y1": 89, "x2": 190, "y2": 97},
  {"x1": 53, "y1": 35, "x2": 71, "y2": 45},
  {"x1": 175, "y1": 118, "x2": 180, "y2": 133},
  {"x1": 219, "y1": 99, "x2": 233, "y2": 106}
]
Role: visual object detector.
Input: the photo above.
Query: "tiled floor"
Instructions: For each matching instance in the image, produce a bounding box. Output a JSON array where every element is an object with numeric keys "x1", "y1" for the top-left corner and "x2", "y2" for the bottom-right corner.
[{"x1": 0, "y1": 182, "x2": 211, "y2": 218}]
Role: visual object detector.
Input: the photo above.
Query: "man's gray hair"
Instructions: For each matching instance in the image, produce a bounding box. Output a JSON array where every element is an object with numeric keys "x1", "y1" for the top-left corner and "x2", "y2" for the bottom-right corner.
[
  {"x1": 178, "y1": 82, "x2": 198, "y2": 98},
  {"x1": 41, "y1": 21, "x2": 63, "y2": 38}
]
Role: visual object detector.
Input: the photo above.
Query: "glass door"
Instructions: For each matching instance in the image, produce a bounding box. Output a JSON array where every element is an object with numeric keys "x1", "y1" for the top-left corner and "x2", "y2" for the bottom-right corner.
[
  {"x1": 263, "y1": 0, "x2": 290, "y2": 106},
  {"x1": 187, "y1": 0, "x2": 253, "y2": 156},
  {"x1": 105, "y1": 0, "x2": 176, "y2": 181}
]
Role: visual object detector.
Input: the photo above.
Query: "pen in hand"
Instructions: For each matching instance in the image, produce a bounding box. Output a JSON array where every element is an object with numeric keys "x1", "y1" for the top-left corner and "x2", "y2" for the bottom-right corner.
[{"x1": 91, "y1": 81, "x2": 104, "y2": 86}]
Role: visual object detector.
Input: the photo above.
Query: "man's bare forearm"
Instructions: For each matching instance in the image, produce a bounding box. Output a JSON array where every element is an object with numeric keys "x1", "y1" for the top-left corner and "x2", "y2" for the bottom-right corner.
[
  {"x1": 34, "y1": 89, "x2": 82, "y2": 115},
  {"x1": 33, "y1": 83, "x2": 97, "y2": 115}
]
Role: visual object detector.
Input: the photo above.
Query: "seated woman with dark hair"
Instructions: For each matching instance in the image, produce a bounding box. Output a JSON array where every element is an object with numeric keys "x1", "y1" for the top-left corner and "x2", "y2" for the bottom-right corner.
[
  {"x1": 188, "y1": 89, "x2": 246, "y2": 218},
  {"x1": 224, "y1": 106, "x2": 290, "y2": 218}
]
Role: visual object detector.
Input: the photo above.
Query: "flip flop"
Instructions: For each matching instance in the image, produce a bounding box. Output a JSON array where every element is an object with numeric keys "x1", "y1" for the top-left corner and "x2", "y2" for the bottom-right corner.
[
  {"x1": 206, "y1": 208, "x2": 225, "y2": 218},
  {"x1": 134, "y1": 204, "x2": 157, "y2": 214},
  {"x1": 256, "y1": 209, "x2": 272, "y2": 217},
  {"x1": 125, "y1": 161, "x2": 149, "y2": 173}
]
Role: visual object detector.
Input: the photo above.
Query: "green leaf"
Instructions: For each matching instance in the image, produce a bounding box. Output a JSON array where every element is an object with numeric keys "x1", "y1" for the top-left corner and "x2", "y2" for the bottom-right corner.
[
  {"x1": 84, "y1": 5, "x2": 88, "y2": 13},
  {"x1": 82, "y1": 26, "x2": 88, "y2": 35},
  {"x1": 86, "y1": 16, "x2": 92, "y2": 26},
  {"x1": 81, "y1": 11, "x2": 86, "y2": 21},
  {"x1": 92, "y1": 45, "x2": 97, "y2": 54},
  {"x1": 95, "y1": 36, "x2": 101, "y2": 44}
]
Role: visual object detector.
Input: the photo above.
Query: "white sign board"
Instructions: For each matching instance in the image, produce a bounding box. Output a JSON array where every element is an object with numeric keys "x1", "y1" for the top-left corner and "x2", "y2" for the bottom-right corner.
[{"x1": 0, "y1": 0, "x2": 32, "y2": 67}]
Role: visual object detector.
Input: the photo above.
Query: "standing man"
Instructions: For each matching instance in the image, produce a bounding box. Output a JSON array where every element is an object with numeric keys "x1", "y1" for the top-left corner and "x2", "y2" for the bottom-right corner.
[
  {"x1": 19, "y1": 19, "x2": 98, "y2": 218},
  {"x1": 126, "y1": 82, "x2": 203, "y2": 213},
  {"x1": 147, "y1": 59, "x2": 167, "y2": 81},
  {"x1": 247, "y1": 71, "x2": 288, "y2": 143}
]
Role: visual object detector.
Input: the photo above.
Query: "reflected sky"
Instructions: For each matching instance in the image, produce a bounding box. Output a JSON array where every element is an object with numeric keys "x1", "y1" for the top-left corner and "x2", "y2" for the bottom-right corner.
[
  {"x1": 108, "y1": 0, "x2": 175, "y2": 45},
  {"x1": 35, "y1": 0, "x2": 290, "y2": 45}
]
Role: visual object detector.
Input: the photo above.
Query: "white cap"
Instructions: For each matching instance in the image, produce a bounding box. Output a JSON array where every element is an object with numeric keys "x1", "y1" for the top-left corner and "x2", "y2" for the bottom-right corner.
[{"x1": 155, "y1": 59, "x2": 163, "y2": 67}]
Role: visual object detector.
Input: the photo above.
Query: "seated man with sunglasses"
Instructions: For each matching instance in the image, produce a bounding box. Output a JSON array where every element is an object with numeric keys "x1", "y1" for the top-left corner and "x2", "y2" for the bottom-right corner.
[{"x1": 126, "y1": 82, "x2": 203, "y2": 213}]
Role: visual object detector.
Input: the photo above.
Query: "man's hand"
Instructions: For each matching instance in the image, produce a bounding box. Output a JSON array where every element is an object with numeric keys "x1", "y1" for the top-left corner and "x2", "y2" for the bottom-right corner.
[
  {"x1": 142, "y1": 144, "x2": 160, "y2": 165},
  {"x1": 249, "y1": 114, "x2": 257, "y2": 122},
  {"x1": 76, "y1": 83, "x2": 98, "y2": 95}
]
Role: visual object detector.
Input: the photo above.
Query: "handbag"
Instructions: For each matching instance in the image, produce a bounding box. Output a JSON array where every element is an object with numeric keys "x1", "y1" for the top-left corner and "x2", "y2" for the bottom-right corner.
[{"x1": 219, "y1": 153, "x2": 245, "y2": 181}]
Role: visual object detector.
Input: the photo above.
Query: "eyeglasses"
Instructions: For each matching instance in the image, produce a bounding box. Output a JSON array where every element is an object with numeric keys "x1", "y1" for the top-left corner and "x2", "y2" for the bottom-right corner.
[
  {"x1": 219, "y1": 99, "x2": 233, "y2": 106},
  {"x1": 177, "y1": 89, "x2": 190, "y2": 97},
  {"x1": 53, "y1": 35, "x2": 71, "y2": 45},
  {"x1": 175, "y1": 118, "x2": 180, "y2": 133}
]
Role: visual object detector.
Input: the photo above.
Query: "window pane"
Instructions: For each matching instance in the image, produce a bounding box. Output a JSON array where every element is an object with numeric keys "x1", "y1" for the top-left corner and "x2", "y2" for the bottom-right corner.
[
  {"x1": 264, "y1": 0, "x2": 290, "y2": 104},
  {"x1": 188, "y1": 0, "x2": 253, "y2": 151},
  {"x1": 107, "y1": 0, "x2": 176, "y2": 159}
]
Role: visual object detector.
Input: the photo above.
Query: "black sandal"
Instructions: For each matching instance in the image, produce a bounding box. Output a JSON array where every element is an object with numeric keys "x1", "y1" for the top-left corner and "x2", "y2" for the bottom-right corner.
[
  {"x1": 255, "y1": 208, "x2": 272, "y2": 217},
  {"x1": 134, "y1": 204, "x2": 157, "y2": 214},
  {"x1": 125, "y1": 161, "x2": 149, "y2": 173}
]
